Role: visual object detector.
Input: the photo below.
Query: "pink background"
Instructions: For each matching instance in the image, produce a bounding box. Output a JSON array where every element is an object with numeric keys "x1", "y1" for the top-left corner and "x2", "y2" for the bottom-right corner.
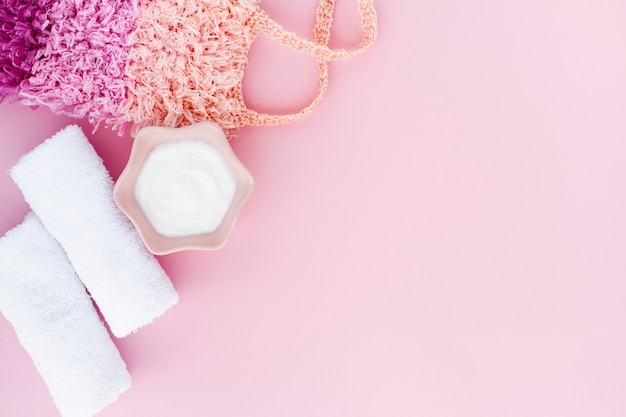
[{"x1": 2, "y1": 0, "x2": 626, "y2": 416}]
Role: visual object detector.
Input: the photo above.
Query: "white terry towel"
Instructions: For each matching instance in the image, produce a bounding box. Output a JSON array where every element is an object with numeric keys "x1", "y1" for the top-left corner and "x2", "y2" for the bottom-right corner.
[
  {"x1": 10, "y1": 125, "x2": 178, "y2": 337},
  {"x1": 0, "y1": 213, "x2": 131, "y2": 417}
]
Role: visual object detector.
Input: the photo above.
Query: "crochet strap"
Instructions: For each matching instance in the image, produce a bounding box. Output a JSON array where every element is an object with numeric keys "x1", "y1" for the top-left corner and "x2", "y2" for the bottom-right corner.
[{"x1": 242, "y1": 0, "x2": 377, "y2": 126}]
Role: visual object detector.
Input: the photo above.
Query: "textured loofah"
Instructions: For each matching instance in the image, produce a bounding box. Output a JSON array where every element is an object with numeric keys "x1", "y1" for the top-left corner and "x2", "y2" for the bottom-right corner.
[
  {"x1": 112, "y1": 0, "x2": 258, "y2": 137},
  {"x1": 0, "y1": 0, "x2": 52, "y2": 100},
  {"x1": 18, "y1": 0, "x2": 141, "y2": 131},
  {"x1": 1, "y1": 0, "x2": 377, "y2": 136}
]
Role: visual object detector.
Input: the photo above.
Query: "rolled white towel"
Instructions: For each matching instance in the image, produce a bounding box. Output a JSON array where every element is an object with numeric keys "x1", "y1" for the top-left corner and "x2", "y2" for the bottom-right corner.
[
  {"x1": 0, "y1": 213, "x2": 131, "y2": 417},
  {"x1": 10, "y1": 125, "x2": 178, "y2": 337}
]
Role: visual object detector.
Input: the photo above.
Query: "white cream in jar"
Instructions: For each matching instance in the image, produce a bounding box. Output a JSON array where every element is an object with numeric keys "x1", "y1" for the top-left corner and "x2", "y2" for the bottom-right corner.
[{"x1": 134, "y1": 139, "x2": 237, "y2": 237}]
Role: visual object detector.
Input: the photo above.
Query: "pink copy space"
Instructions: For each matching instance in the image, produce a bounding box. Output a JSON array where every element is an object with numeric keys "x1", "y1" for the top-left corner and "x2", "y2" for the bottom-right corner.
[{"x1": 1, "y1": 0, "x2": 626, "y2": 416}]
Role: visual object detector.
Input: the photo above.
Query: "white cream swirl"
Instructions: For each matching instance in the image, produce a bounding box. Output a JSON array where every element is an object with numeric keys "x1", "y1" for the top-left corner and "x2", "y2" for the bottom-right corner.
[{"x1": 135, "y1": 140, "x2": 236, "y2": 237}]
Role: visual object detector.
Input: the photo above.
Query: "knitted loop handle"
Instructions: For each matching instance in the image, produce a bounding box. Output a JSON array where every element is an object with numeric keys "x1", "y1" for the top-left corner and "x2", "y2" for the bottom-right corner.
[{"x1": 243, "y1": 0, "x2": 377, "y2": 126}]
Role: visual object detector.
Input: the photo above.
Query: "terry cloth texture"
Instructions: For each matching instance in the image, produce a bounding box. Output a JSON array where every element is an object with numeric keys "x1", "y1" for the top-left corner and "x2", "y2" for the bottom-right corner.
[
  {"x1": 0, "y1": 213, "x2": 131, "y2": 417},
  {"x1": 10, "y1": 125, "x2": 178, "y2": 337}
]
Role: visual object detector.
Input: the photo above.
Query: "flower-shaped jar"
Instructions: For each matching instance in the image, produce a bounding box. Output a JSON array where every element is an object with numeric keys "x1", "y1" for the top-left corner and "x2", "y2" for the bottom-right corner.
[{"x1": 113, "y1": 122, "x2": 254, "y2": 255}]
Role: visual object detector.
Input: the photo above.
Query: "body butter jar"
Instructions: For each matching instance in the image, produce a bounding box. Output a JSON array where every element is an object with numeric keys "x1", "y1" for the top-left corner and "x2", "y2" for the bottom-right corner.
[{"x1": 114, "y1": 122, "x2": 254, "y2": 255}]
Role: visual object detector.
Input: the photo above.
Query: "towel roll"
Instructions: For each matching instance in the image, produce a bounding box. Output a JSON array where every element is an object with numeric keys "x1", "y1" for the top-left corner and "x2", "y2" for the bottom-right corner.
[
  {"x1": 0, "y1": 213, "x2": 131, "y2": 417},
  {"x1": 10, "y1": 125, "x2": 178, "y2": 337}
]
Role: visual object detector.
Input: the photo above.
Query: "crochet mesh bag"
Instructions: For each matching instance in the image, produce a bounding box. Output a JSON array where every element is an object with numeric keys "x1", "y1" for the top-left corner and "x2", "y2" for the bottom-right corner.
[{"x1": 0, "y1": 0, "x2": 377, "y2": 137}]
